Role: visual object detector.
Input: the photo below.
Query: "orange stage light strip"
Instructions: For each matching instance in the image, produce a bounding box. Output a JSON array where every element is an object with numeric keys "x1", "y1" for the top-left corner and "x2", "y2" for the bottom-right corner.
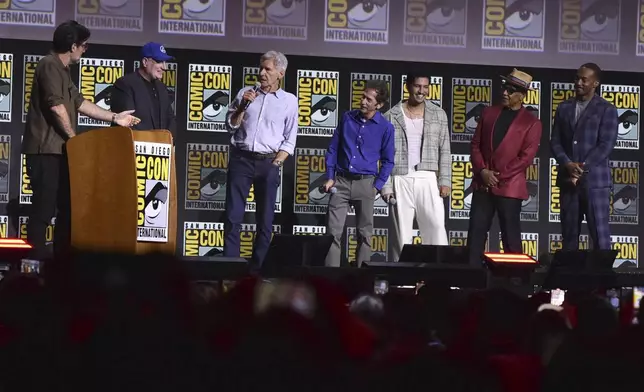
[
  {"x1": 484, "y1": 252, "x2": 537, "y2": 264},
  {"x1": 0, "y1": 239, "x2": 32, "y2": 249}
]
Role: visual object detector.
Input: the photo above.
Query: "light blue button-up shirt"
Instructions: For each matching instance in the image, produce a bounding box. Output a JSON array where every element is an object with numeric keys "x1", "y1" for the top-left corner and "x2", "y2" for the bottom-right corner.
[{"x1": 226, "y1": 86, "x2": 298, "y2": 155}]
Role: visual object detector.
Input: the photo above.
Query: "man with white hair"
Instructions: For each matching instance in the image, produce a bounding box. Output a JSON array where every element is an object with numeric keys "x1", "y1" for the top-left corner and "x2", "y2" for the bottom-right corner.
[{"x1": 224, "y1": 50, "x2": 298, "y2": 269}]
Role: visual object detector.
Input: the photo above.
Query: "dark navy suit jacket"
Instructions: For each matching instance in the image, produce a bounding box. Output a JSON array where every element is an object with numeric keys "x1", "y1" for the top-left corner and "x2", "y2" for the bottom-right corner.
[{"x1": 550, "y1": 95, "x2": 619, "y2": 189}]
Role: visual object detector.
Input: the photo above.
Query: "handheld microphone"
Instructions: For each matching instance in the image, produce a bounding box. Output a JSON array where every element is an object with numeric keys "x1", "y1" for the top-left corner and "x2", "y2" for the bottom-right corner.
[
  {"x1": 242, "y1": 82, "x2": 261, "y2": 110},
  {"x1": 319, "y1": 185, "x2": 337, "y2": 194}
]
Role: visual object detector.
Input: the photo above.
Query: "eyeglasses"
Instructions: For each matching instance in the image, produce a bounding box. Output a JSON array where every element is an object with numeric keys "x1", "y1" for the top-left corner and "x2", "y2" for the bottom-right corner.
[{"x1": 502, "y1": 83, "x2": 524, "y2": 94}]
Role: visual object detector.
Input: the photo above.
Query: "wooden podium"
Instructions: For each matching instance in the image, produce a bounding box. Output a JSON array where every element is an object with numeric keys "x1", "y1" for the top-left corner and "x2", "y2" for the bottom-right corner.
[{"x1": 66, "y1": 127, "x2": 177, "y2": 255}]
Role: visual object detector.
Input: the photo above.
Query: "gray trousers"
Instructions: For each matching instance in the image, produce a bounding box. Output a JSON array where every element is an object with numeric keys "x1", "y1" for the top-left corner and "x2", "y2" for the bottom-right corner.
[{"x1": 325, "y1": 175, "x2": 375, "y2": 267}]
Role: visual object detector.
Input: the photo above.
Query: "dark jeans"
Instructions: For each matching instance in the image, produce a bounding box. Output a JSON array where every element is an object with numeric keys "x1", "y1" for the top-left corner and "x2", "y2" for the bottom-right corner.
[
  {"x1": 223, "y1": 149, "x2": 280, "y2": 267},
  {"x1": 25, "y1": 153, "x2": 71, "y2": 260},
  {"x1": 466, "y1": 190, "x2": 522, "y2": 265}
]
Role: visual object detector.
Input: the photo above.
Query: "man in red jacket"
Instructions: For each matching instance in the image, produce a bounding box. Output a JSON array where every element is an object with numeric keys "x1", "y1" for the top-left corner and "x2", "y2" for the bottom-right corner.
[{"x1": 467, "y1": 69, "x2": 542, "y2": 265}]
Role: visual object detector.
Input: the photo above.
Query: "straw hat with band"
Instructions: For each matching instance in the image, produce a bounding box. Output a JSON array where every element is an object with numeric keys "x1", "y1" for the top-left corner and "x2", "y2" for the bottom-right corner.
[{"x1": 500, "y1": 68, "x2": 535, "y2": 91}]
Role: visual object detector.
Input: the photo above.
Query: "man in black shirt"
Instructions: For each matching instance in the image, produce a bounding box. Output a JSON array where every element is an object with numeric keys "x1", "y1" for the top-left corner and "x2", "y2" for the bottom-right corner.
[
  {"x1": 111, "y1": 42, "x2": 176, "y2": 138},
  {"x1": 467, "y1": 69, "x2": 542, "y2": 265}
]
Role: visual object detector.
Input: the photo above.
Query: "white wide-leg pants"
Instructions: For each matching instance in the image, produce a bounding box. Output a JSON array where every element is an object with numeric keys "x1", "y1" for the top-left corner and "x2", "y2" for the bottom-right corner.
[{"x1": 391, "y1": 171, "x2": 448, "y2": 262}]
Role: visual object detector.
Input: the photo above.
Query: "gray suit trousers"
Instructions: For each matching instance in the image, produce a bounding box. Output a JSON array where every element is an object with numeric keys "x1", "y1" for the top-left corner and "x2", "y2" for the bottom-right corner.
[{"x1": 325, "y1": 175, "x2": 375, "y2": 267}]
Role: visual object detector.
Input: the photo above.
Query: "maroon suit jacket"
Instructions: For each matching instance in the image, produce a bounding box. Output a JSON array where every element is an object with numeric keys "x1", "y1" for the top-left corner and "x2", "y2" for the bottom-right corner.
[{"x1": 470, "y1": 105, "x2": 542, "y2": 200}]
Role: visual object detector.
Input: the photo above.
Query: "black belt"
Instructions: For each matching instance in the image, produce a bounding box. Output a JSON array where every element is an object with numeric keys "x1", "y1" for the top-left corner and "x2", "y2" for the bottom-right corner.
[
  {"x1": 234, "y1": 147, "x2": 276, "y2": 160},
  {"x1": 336, "y1": 171, "x2": 374, "y2": 180}
]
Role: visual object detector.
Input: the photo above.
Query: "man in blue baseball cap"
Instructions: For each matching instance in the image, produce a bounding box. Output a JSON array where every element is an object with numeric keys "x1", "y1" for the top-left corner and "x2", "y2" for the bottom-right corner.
[
  {"x1": 111, "y1": 42, "x2": 176, "y2": 138},
  {"x1": 141, "y1": 42, "x2": 174, "y2": 65}
]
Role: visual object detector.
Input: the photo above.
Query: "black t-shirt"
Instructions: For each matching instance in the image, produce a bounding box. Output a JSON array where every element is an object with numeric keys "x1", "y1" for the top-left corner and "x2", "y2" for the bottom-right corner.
[
  {"x1": 493, "y1": 107, "x2": 520, "y2": 150},
  {"x1": 139, "y1": 73, "x2": 161, "y2": 127}
]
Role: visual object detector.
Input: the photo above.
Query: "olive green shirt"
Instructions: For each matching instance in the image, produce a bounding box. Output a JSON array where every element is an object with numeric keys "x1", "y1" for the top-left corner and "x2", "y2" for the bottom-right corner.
[{"x1": 22, "y1": 54, "x2": 85, "y2": 155}]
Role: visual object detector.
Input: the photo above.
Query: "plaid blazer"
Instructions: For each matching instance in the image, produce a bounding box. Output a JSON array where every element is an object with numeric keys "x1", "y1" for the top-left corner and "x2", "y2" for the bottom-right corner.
[
  {"x1": 550, "y1": 95, "x2": 619, "y2": 189},
  {"x1": 381, "y1": 101, "x2": 451, "y2": 195}
]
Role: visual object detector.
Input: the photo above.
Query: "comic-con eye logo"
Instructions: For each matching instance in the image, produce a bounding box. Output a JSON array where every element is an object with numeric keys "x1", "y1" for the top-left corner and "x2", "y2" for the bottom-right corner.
[
  {"x1": 135, "y1": 60, "x2": 178, "y2": 114},
  {"x1": 548, "y1": 157, "x2": 586, "y2": 224},
  {"x1": 246, "y1": 167, "x2": 283, "y2": 213},
  {"x1": 638, "y1": 0, "x2": 644, "y2": 56},
  {"x1": 351, "y1": 73, "x2": 391, "y2": 113},
  {"x1": 187, "y1": 64, "x2": 232, "y2": 132},
  {"x1": 294, "y1": 148, "x2": 330, "y2": 214},
  {"x1": 401, "y1": 75, "x2": 443, "y2": 107},
  {"x1": 22, "y1": 55, "x2": 43, "y2": 123},
  {"x1": 183, "y1": 221, "x2": 224, "y2": 257},
  {"x1": 325, "y1": 0, "x2": 389, "y2": 44},
  {"x1": 20, "y1": 216, "x2": 55, "y2": 245},
  {"x1": 449, "y1": 230, "x2": 490, "y2": 250},
  {"x1": 499, "y1": 232, "x2": 539, "y2": 259},
  {"x1": 240, "y1": 224, "x2": 281, "y2": 258},
  {"x1": 0, "y1": 135, "x2": 10, "y2": 204},
  {"x1": 558, "y1": 0, "x2": 620, "y2": 55},
  {"x1": 601, "y1": 84, "x2": 640, "y2": 149},
  {"x1": 135, "y1": 142, "x2": 172, "y2": 243},
  {"x1": 521, "y1": 157, "x2": 539, "y2": 221},
  {"x1": 450, "y1": 154, "x2": 473, "y2": 219},
  {"x1": 185, "y1": 143, "x2": 228, "y2": 211},
  {"x1": 0, "y1": 0, "x2": 55, "y2": 26},
  {"x1": 548, "y1": 233, "x2": 590, "y2": 253},
  {"x1": 349, "y1": 195, "x2": 388, "y2": 216},
  {"x1": 243, "y1": 0, "x2": 308, "y2": 40},
  {"x1": 19, "y1": 153, "x2": 31, "y2": 205},
  {"x1": 609, "y1": 160, "x2": 639, "y2": 225},
  {"x1": 297, "y1": 70, "x2": 339, "y2": 137},
  {"x1": 0, "y1": 53, "x2": 13, "y2": 123},
  {"x1": 75, "y1": 0, "x2": 143, "y2": 31},
  {"x1": 482, "y1": 0, "x2": 545, "y2": 52},
  {"x1": 350, "y1": 161, "x2": 389, "y2": 217},
  {"x1": 293, "y1": 225, "x2": 327, "y2": 235},
  {"x1": 451, "y1": 77, "x2": 492, "y2": 143},
  {"x1": 243, "y1": 66, "x2": 285, "y2": 90},
  {"x1": 611, "y1": 235, "x2": 638, "y2": 268},
  {"x1": 548, "y1": 158, "x2": 560, "y2": 222},
  {"x1": 550, "y1": 82, "x2": 575, "y2": 131},
  {"x1": 523, "y1": 81, "x2": 541, "y2": 118},
  {"x1": 412, "y1": 229, "x2": 423, "y2": 244},
  {"x1": 449, "y1": 230, "x2": 468, "y2": 246},
  {"x1": 79, "y1": 58, "x2": 124, "y2": 127},
  {"x1": 158, "y1": 0, "x2": 225, "y2": 36},
  {"x1": 404, "y1": 0, "x2": 467, "y2": 48},
  {"x1": 347, "y1": 227, "x2": 388, "y2": 263},
  {"x1": 0, "y1": 215, "x2": 6, "y2": 238},
  {"x1": 346, "y1": 160, "x2": 388, "y2": 217}
]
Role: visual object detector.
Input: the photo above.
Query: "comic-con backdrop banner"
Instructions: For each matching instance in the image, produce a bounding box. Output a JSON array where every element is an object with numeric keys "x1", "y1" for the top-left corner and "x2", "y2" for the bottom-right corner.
[
  {"x1": 0, "y1": 38, "x2": 641, "y2": 268},
  {"x1": 6, "y1": 1, "x2": 644, "y2": 73}
]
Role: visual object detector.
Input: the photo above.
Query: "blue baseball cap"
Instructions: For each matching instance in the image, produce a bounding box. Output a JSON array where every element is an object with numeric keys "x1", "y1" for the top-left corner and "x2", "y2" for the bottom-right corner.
[{"x1": 141, "y1": 42, "x2": 173, "y2": 62}]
